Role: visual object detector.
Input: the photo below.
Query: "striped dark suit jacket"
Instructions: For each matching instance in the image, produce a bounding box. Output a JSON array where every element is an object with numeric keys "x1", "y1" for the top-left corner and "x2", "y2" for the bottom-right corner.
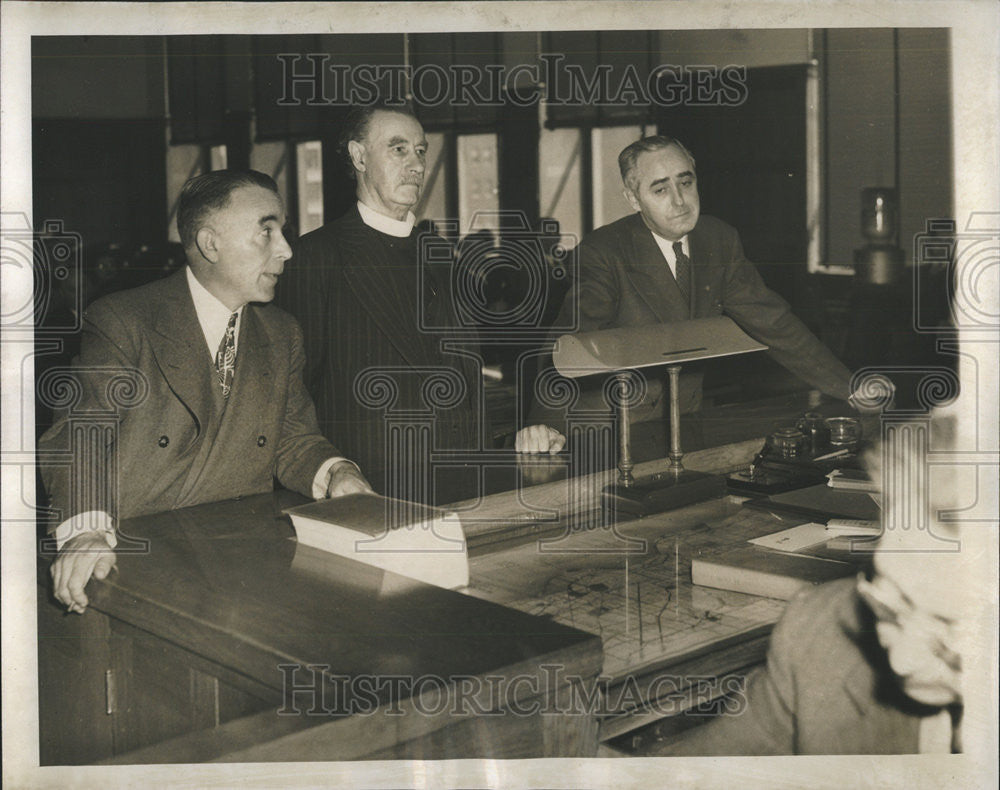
[
  {"x1": 38, "y1": 268, "x2": 338, "y2": 524},
  {"x1": 278, "y1": 207, "x2": 486, "y2": 502}
]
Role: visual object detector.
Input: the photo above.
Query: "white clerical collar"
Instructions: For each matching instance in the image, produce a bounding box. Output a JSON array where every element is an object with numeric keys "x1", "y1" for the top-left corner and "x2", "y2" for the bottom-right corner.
[
  {"x1": 357, "y1": 200, "x2": 416, "y2": 238},
  {"x1": 186, "y1": 266, "x2": 243, "y2": 358},
  {"x1": 649, "y1": 231, "x2": 689, "y2": 278}
]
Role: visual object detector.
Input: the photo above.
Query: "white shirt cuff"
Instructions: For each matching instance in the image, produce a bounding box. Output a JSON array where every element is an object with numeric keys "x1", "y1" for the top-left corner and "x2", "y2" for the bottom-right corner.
[
  {"x1": 53, "y1": 510, "x2": 118, "y2": 551},
  {"x1": 311, "y1": 457, "x2": 360, "y2": 499}
]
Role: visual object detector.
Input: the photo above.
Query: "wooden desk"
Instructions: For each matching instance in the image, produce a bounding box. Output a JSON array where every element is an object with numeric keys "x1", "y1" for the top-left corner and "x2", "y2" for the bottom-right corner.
[
  {"x1": 466, "y1": 499, "x2": 794, "y2": 742},
  {"x1": 37, "y1": 392, "x2": 843, "y2": 762},
  {"x1": 37, "y1": 493, "x2": 603, "y2": 764},
  {"x1": 447, "y1": 392, "x2": 864, "y2": 743}
]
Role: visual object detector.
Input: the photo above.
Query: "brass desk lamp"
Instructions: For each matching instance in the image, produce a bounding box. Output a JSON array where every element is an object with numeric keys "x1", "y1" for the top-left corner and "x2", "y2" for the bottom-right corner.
[{"x1": 553, "y1": 317, "x2": 767, "y2": 516}]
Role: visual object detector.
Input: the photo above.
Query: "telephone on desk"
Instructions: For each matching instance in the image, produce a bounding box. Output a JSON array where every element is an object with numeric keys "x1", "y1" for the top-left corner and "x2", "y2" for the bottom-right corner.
[{"x1": 727, "y1": 413, "x2": 866, "y2": 496}]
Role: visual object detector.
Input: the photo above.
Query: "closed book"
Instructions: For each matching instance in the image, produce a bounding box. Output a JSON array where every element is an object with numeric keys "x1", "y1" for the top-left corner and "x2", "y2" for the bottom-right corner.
[
  {"x1": 284, "y1": 493, "x2": 469, "y2": 589},
  {"x1": 744, "y1": 483, "x2": 881, "y2": 523},
  {"x1": 691, "y1": 546, "x2": 855, "y2": 600}
]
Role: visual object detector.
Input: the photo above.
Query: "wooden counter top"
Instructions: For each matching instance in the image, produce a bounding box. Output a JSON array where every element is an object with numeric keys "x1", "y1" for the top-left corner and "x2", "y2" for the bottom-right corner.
[{"x1": 38, "y1": 492, "x2": 603, "y2": 764}]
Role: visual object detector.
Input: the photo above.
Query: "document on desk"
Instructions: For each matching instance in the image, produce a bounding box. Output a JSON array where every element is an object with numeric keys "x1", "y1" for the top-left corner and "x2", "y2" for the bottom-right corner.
[
  {"x1": 284, "y1": 493, "x2": 469, "y2": 589},
  {"x1": 748, "y1": 522, "x2": 829, "y2": 553}
]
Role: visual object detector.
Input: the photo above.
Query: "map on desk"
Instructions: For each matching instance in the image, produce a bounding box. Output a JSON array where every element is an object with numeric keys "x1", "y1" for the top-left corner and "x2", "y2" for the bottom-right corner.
[{"x1": 466, "y1": 505, "x2": 791, "y2": 682}]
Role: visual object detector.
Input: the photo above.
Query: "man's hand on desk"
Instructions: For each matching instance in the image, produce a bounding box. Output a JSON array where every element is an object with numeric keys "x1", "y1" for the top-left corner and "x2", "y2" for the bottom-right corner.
[
  {"x1": 517, "y1": 451, "x2": 568, "y2": 487},
  {"x1": 51, "y1": 532, "x2": 117, "y2": 614},
  {"x1": 324, "y1": 460, "x2": 373, "y2": 498},
  {"x1": 514, "y1": 424, "x2": 566, "y2": 454}
]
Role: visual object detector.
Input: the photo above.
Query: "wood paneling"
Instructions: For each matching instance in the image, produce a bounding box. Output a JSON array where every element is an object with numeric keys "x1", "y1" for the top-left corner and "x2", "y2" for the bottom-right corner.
[
  {"x1": 37, "y1": 587, "x2": 114, "y2": 765},
  {"x1": 39, "y1": 492, "x2": 602, "y2": 763}
]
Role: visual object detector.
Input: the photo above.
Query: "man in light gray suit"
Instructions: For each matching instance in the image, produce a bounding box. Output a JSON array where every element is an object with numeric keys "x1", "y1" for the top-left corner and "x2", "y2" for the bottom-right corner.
[{"x1": 40, "y1": 170, "x2": 369, "y2": 613}]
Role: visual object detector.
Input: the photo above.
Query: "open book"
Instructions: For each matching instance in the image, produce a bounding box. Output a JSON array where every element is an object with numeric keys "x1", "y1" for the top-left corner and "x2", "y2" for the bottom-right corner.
[{"x1": 284, "y1": 493, "x2": 469, "y2": 589}]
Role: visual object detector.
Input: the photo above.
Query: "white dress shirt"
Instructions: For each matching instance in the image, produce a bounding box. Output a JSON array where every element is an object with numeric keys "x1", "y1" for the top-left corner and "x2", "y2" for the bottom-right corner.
[
  {"x1": 649, "y1": 231, "x2": 689, "y2": 280},
  {"x1": 186, "y1": 266, "x2": 243, "y2": 359}
]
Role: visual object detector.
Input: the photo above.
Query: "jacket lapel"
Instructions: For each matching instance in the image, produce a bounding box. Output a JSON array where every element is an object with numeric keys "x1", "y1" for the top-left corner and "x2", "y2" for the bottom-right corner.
[
  {"x1": 173, "y1": 303, "x2": 275, "y2": 507},
  {"x1": 621, "y1": 214, "x2": 690, "y2": 322},
  {"x1": 147, "y1": 269, "x2": 216, "y2": 435},
  {"x1": 837, "y1": 594, "x2": 923, "y2": 752},
  {"x1": 687, "y1": 220, "x2": 717, "y2": 316}
]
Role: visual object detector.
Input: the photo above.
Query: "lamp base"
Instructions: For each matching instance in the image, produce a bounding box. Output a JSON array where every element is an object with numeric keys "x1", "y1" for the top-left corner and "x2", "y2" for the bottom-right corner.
[{"x1": 602, "y1": 469, "x2": 726, "y2": 517}]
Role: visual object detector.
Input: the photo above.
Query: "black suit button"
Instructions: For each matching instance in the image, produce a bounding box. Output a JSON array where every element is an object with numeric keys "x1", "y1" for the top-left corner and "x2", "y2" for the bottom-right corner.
[
  {"x1": 257, "y1": 435, "x2": 267, "y2": 447},
  {"x1": 158, "y1": 435, "x2": 169, "y2": 448}
]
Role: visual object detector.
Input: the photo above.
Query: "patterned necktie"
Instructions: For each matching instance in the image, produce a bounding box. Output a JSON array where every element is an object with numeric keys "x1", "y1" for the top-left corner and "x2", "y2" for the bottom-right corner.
[
  {"x1": 215, "y1": 311, "x2": 238, "y2": 399},
  {"x1": 672, "y1": 241, "x2": 692, "y2": 310}
]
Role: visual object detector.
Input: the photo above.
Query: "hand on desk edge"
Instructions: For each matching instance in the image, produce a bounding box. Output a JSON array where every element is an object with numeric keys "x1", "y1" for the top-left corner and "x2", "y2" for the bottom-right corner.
[
  {"x1": 51, "y1": 531, "x2": 117, "y2": 614},
  {"x1": 514, "y1": 424, "x2": 566, "y2": 455}
]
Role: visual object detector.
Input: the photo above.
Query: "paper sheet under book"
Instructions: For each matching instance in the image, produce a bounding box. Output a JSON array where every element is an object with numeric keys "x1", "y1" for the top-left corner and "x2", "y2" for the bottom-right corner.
[{"x1": 284, "y1": 493, "x2": 469, "y2": 589}]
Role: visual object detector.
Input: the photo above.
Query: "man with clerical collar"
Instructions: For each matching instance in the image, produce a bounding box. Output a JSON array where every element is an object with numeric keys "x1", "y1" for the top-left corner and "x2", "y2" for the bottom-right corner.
[
  {"x1": 41, "y1": 169, "x2": 369, "y2": 613},
  {"x1": 279, "y1": 104, "x2": 563, "y2": 504}
]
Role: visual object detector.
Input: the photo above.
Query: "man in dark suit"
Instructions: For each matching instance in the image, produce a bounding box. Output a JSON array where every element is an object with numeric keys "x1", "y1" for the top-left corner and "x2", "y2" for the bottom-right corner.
[
  {"x1": 535, "y1": 135, "x2": 856, "y2": 433},
  {"x1": 39, "y1": 170, "x2": 369, "y2": 613},
  {"x1": 279, "y1": 104, "x2": 562, "y2": 502}
]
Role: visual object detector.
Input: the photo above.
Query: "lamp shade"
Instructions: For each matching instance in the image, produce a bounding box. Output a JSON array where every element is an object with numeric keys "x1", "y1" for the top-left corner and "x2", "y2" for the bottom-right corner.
[{"x1": 552, "y1": 316, "x2": 767, "y2": 378}]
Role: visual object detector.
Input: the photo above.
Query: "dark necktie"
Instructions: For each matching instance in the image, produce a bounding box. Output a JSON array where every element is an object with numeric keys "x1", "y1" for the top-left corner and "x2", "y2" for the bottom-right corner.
[
  {"x1": 672, "y1": 241, "x2": 691, "y2": 310},
  {"x1": 215, "y1": 312, "x2": 238, "y2": 399}
]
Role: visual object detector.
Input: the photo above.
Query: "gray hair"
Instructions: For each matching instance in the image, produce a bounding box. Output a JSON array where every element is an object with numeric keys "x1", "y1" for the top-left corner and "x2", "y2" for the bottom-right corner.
[
  {"x1": 618, "y1": 135, "x2": 696, "y2": 191},
  {"x1": 339, "y1": 102, "x2": 419, "y2": 180}
]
